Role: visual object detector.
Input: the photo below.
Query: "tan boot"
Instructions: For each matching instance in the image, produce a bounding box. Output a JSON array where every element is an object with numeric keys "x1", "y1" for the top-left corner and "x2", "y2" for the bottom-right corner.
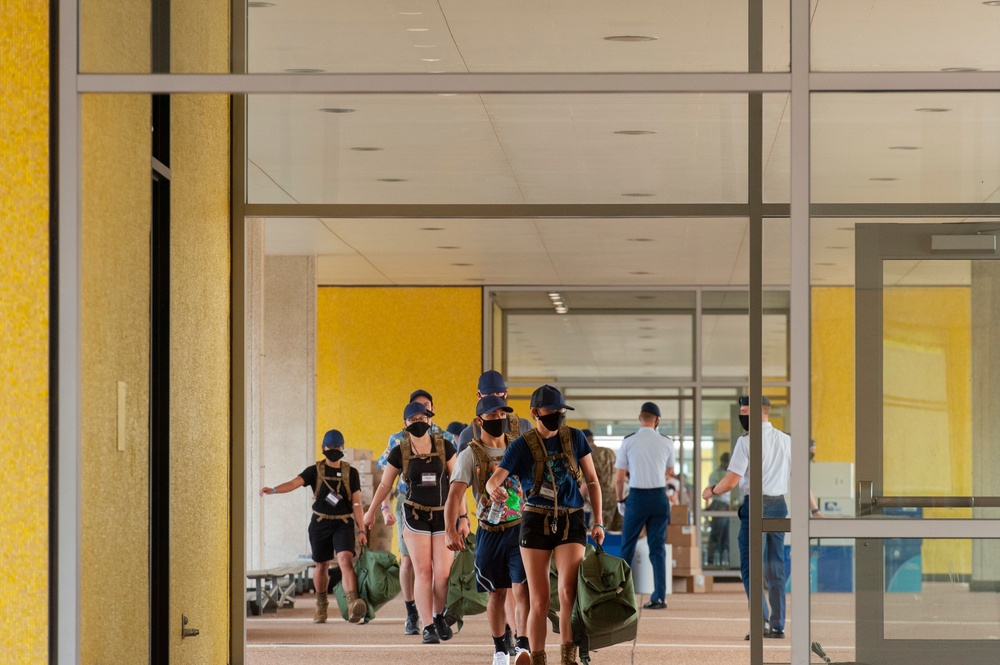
[
  {"x1": 313, "y1": 592, "x2": 328, "y2": 623},
  {"x1": 346, "y1": 590, "x2": 367, "y2": 624},
  {"x1": 560, "y1": 642, "x2": 577, "y2": 665},
  {"x1": 529, "y1": 650, "x2": 547, "y2": 665}
]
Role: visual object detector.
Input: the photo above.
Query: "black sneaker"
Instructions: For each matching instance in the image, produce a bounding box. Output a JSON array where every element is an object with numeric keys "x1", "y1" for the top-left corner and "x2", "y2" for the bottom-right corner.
[
  {"x1": 434, "y1": 614, "x2": 454, "y2": 641},
  {"x1": 405, "y1": 613, "x2": 420, "y2": 636},
  {"x1": 767, "y1": 629, "x2": 785, "y2": 639},
  {"x1": 422, "y1": 624, "x2": 440, "y2": 644}
]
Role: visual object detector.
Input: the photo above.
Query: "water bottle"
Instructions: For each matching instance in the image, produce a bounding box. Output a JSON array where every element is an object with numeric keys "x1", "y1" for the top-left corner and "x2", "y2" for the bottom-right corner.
[{"x1": 486, "y1": 500, "x2": 505, "y2": 525}]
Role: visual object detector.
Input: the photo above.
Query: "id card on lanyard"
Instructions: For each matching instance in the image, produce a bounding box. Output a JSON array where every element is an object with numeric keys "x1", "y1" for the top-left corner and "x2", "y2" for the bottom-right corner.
[{"x1": 420, "y1": 471, "x2": 437, "y2": 486}]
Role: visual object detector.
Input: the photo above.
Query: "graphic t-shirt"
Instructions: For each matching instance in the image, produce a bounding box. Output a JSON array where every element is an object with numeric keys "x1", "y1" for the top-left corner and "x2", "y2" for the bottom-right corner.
[
  {"x1": 498, "y1": 427, "x2": 592, "y2": 509},
  {"x1": 451, "y1": 440, "x2": 524, "y2": 523}
]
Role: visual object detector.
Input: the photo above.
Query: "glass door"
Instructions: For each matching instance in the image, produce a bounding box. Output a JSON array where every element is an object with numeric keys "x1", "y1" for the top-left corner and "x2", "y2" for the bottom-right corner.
[{"x1": 852, "y1": 222, "x2": 1000, "y2": 665}]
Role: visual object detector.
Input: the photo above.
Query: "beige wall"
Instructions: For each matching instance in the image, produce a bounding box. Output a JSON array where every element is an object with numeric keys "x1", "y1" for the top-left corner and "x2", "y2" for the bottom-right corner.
[{"x1": 0, "y1": 2, "x2": 50, "y2": 662}]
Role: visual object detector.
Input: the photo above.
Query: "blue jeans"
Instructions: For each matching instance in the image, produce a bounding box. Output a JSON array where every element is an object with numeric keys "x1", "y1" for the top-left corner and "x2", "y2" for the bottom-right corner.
[
  {"x1": 620, "y1": 488, "x2": 670, "y2": 602},
  {"x1": 738, "y1": 496, "x2": 787, "y2": 631}
]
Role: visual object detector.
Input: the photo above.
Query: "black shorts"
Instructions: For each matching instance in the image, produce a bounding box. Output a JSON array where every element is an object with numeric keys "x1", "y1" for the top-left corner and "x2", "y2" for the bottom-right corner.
[
  {"x1": 474, "y1": 525, "x2": 526, "y2": 592},
  {"x1": 519, "y1": 509, "x2": 587, "y2": 550},
  {"x1": 401, "y1": 503, "x2": 446, "y2": 536},
  {"x1": 308, "y1": 516, "x2": 355, "y2": 562}
]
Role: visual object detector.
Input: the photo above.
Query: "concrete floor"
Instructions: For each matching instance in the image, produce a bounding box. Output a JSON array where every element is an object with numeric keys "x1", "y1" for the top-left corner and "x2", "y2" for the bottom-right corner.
[{"x1": 246, "y1": 580, "x2": 861, "y2": 665}]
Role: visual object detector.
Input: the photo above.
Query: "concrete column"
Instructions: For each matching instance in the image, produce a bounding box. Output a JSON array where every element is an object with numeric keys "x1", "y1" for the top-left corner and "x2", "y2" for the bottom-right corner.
[
  {"x1": 971, "y1": 260, "x2": 1000, "y2": 590},
  {"x1": 261, "y1": 255, "x2": 317, "y2": 566}
]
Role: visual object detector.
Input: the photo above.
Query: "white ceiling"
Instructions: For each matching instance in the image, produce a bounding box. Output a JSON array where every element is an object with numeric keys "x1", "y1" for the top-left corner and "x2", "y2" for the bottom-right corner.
[{"x1": 247, "y1": 1, "x2": 1000, "y2": 399}]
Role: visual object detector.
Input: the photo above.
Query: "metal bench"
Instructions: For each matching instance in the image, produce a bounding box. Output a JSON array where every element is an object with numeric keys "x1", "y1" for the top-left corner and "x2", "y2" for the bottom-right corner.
[{"x1": 246, "y1": 561, "x2": 314, "y2": 614}]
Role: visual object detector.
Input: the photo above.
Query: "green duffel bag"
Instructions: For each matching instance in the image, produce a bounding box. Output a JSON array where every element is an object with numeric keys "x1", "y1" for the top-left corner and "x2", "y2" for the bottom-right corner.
[
  {"x1": 445, "y1": 532, "x2": 488, "y2": 633},
  {"x1": 548, "y1": 542, "x2": 595, "y2": 633},
  {"x1": 574, "y1": 542, "x2": 638, "y2": 653},
  {"x1": 333, "y1": 546, "x2": 401, "y2": 622}
]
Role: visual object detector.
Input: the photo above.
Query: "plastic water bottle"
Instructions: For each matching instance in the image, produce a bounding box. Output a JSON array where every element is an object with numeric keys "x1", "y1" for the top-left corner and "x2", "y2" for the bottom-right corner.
[{"x1": 486, "y1": 500, "x2": 505, "y2": 525}]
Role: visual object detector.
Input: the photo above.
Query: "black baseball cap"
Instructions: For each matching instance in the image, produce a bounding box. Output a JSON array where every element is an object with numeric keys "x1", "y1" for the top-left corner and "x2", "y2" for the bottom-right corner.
[
  {"x1": 410, "y1": 389, "x2": 433, "y2": 403},
  {"x1": 530, "y1": 384, "x2": 574, "y2": 411},
  {"x1": 640, "y1": 401, "x2": 661, "y2": 417},
  {"x1": 738, "y1": 395, "x2": 771, "y2": 406}
]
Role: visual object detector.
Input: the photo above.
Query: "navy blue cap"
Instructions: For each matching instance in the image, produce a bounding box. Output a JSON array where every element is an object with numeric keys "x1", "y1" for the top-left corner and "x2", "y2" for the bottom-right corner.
[
  {"x1": 446, "y1": 421, "x2": 466, "y2": 436},
  {"x1": 582, "y1": 429, "x2": 595, "y2": 439},
  {"x1": 322, "y1": 429, "x2": 345, "y2": 448},
  {"x1": 738, "y1": 395, "x2": 771, "y2": 406},
  {"x1": 529, "y1": 384, "x2": 574, "y2": 411},
  {"x1": 477, "y1": 370, "x2": 507, "y2": 395},
  {"x1": 404, "y1": 401, "x2": 434, "y2": 420},
  {"x1": 640, "y1": 401, "x2": 661, "y2": 417},
  {"x1": 476, "y1": 394, "x2": 514, "y2": 417},
  {"x1": 409, "y1": 389, "x2": 433, "y2": 403}
]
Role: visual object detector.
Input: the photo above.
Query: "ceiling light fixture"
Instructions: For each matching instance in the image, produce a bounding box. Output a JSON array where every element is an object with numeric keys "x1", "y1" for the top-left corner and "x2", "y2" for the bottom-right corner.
[
  {"x1": 614, "y1": 130, "x2": 657, "y2": 135},
  {"x1": 399, "y1": 11, "x2": 423, "y2": 15},
  {"x1": 287, "y1": 68, "x2": 325, "y2": 73},
  {"x1": 889, "y1": 146, "x2": 920, "y2": 150},
  {"x1": 248, "y1": 1, "x2": 275, "y2": 7},
  {"x1": 548, "y1": 292, "x2": 560, "y2": 298},
  {"x1": 941, "y1": 67, "x2": 981, "y2": 72},
  {"x1": 413, "y1": 44, "x2": 436, "y2": 48},
  {"x1": 438, "y1": 93, "x2": 458, "y2": 97},
  {"x1": 635, "y1": 295, "x2": 655, "y2": 300},
  {"x1": 984, "y1": 1, "x2": 1000, "y2": 6},
  {"x1": 437, "y1": 245, "x2": 460, "y2": 250},
  {"x1": 604, "y1": 35, "x2": 659, "y2": 42},
  {"x1": 869, "y1": 177, "x2": 898, "y2": 181},
  {"x1": 406, "y1": 27, "x2": 429, "y2": 31},
  {"x1": 915, "y1": 107, "x2": 951, "y2": 112},
  {"x1": 378, "y1": 178, "x2": 407, "y2": 182},
  {"x1": 350, "y1": 146, "x2": 382, "y2": 151},
  {"x1": 621, "y1": 192, "x2": 655, "y2": 197},
  {"x1": 452, "y1": 262, "x2": 472, "y2": 267},
  {"x1": 420, "y1": 226, "x2": 444, "y2": 231},
  {"x1": 320, "y1": 107, "x2": 355, "y2": 113},
  {"x1": 631, "y1": 271, "x2": 652, "y2": 275},
  {"x1": 816, "y1": 262, "x2": 836, "y2": 266},
  {"x1": 628, "y1": 238, "x2": 655, "y2": 242}
]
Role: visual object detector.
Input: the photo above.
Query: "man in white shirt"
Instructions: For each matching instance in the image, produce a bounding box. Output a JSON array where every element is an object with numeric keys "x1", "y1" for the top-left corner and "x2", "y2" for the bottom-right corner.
[{"x1": 702, "y1": 395, "x2": 788, "y2": 639}]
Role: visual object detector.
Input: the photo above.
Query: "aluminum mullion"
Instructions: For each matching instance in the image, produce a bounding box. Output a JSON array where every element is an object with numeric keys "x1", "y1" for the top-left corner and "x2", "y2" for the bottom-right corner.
[
  {"x1": 811, "y1": 71, "x2": 1000, "y2": 91},
  {"x1": 810, "y1": 518, "x2": 1000, "y2": 540},
  {"x1": 243, "y1": 203, "x2": 776, "y2": 218}
]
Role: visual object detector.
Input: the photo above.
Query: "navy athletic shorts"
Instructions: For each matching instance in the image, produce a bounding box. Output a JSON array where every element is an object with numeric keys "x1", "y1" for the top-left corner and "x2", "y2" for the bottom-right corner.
[{"x1": 474, "y1": 525, "x2": 526, "y2": 592}]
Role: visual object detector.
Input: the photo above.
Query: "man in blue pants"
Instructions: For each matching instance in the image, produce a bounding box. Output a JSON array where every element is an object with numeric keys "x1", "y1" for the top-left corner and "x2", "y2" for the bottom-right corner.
[{"x1": 614, "y1": 402, "x2": 676, "y2": 610}]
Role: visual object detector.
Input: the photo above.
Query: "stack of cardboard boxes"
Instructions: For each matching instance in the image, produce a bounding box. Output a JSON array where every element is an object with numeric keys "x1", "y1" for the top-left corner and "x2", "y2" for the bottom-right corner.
[
  {"x1": 341, "y1": 447, "x2": 393, "y2": 553},
  {"x1": 668, "y1": 505, "x2": 712, "y2": 593}
]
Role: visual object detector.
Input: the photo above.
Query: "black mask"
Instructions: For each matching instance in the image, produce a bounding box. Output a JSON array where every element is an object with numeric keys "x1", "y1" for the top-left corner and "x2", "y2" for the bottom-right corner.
[
  {"x1": 537, "y1": 411, "x2": 563, "y2": 432},
  {"x1": 480, "y1": 418, "x2": 505, "y2": 438},
  {"x1": 323, "y1": 448, "x2": 344, "y2": 462},
  {"x1": 406, "y1": 421, "x2": 432, "y2": 438},
  {"x1": 739, "y1": 415, "x2": 750, "y2": 431}
]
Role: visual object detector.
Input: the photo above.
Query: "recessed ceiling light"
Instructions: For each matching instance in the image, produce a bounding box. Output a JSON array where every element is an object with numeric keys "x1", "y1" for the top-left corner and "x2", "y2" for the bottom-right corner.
[
  {"x1": 406, "y1": 27, "x2": 429, "y2": 31},
  {"x1": 452, "y1": 262, "x2": 473, "y2": 267},
  {"x1": 421, "y1": 58, "x2": 441, "y2": 62},
  {"x1": 320, "y1": 107, "x2": 355, "y2": 113},
  {"x1": 984, "y1": 1, "x2": 1000, "y2": 6},
  {"x1": 641, "y1": 348, "x2": 656, "y2": 352},
  {"x1": 639, "y1": 335, "x2": 654, "y2": 339},
  {"x1": 631, "y1": 271, "x2": 652, "y2": 275},
  {"x1": 915, "y1": 107, "x2": 951, "y2": 112},
  {"x1": 287, "y1": 68, "x2": 325, "y2": 73},
  {"x1": 399, "y1": 11, "x2": 423, "y2": 15},
  {"x1": 640, "y1": 326, "x2": 656, "y2": 331},
  {"x1": 869, "y1": 177, "x2": 898, "y2": 181},
  {"x1": 437, "y1": 245, "x2": 460, "y2": 250},
  {"x1": 248, "y1": 1, "x2": 275, "y2": 7},
  {"x1": 438, "y1": 93, "x2": 458, "y2": 97},
  {"x1": 614, "y1": 130, "x2": 657, "y2": 135},
  {"x1": 621, "y1": 193, "x2": 655, "y2": 197},
  {"x1": 889, "y1": 146, "x2": 920, "y2": 150},
  {"x1": 420, "y1": 226, "x2": 444, "y2": 231},
  {"x1": 604, "y1": 35, "x2": 659, "y2": 42},
  {"x1": 628, "y1": 238, "x2": 655, "y2": 242},
  {"x1": 350, "y1": 146, "x2": 382, "y2": 151},
  {"x1": 378, "y1": 178, "x2": 407, "y2": 182},
  {"x1": 941, "y1": 67, "x2": 981, "y2": 72},
  {"x1": 414, "y1": 44, "x2": 436, "y2": 48},
  {"x1": 635, "y1": 295, "x2": 655, "y2": 300},
  {"x1": 548, "y1": 292, "x2": 560, "y2": 297}
]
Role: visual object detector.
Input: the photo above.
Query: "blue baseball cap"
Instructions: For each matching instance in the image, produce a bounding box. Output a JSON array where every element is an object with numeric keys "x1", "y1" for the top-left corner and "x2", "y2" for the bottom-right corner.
[
  {"x1": 409, "y1": 389, "x2": 433, "y2": 403},
  {"x1": 477, "y1": 370, "x2": 507, "y2": 395},
  {"x1": 476, "y1": 394, "x2": 514, "y2": 417},
  {"x1": 640, "y1": 401, "x2": 661, "y2": 417},
  {"x1": 529, "y1": 384, "x2": 574, "y2": 411},
  {"x1": 404, "y1": 401, "x2": 434, "y2": 420},
  {"x1": 322, "y1": 429, "x2": 345, "y2": 448}
]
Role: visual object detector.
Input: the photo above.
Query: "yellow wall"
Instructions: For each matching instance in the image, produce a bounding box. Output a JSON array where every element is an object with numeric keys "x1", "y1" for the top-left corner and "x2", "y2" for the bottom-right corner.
[
  {"x1": 316, "y1": 287, "x2": 483, "y2": 458},
  {"x1": 0, "y1": 2, "x2": 49, "y2": 662}
]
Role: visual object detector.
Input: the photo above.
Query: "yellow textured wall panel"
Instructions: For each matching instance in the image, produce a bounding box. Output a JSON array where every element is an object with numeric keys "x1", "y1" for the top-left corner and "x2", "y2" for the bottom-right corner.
[
  {"x1": 810, "y1": 287, "x2": 855, "y2": 464},
  {"x1": 81, "y1": 94, "x2": 152, "y2": 665},
  {"x1": 0, "y1": 2, "x2": 49, "y2": 662},
  {"x1": 79, "y1": 0, "x2": 150, "y2": 73},
  {"x1": 316, "y1": 287, "x2": 482, "y2": 461},
  {"x1": 169, "y1": 94, "x2": 232, "y2": 665}
]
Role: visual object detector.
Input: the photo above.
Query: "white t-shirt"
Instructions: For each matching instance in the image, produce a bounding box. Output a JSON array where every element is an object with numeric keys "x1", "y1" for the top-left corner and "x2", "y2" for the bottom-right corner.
[
  {"x1": 728, "y1": 422, "x2": 791, "y2": 498},
  {"x1": 615, "y1": 426, "x2": 675, "y2": 489}
]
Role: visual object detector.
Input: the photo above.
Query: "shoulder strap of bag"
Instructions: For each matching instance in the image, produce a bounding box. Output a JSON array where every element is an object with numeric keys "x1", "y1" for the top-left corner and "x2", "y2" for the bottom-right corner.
[
  {"x1": 558, "y1": 425, "x2": 583, "y2": 485},
  {"x1": 521, "y1": 429, "x2": 548, "y2": 498},
  {"x1": 467, "y1": 439, "x2": 494, "y2": 492}
]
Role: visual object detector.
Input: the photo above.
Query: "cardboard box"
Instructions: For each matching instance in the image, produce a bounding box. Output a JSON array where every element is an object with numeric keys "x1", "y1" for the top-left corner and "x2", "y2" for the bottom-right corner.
[
  {"x1": 667, "y1": 524, "x2": 699, "y2": 547},
  {"x1": 351, "y1": 459, "x2": 372, "y2": 474},
  {"x1": 672, "y1": 574, "x2": 712, "y2": 594},
  {"x1": 671, "y1": 505, "x2": 690, "y2": 525},
  {"x1": 671, "y1": 545, "x2": 701, "y2": 571}
]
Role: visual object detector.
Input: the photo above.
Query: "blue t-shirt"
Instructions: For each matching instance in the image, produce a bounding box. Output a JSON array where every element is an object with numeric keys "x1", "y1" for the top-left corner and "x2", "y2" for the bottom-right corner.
[{"x1": 499, "y1": 427, "x2": 592, "y2": 509}]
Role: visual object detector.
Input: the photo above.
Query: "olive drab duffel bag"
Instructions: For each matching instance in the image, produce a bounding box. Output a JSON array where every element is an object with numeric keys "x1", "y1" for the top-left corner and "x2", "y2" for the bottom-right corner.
[
  {"x1": 333, "y1": 546, "x2": 401, "y2": 622},
  {"x1": 445, "y1": 531, "x2": 488, "y2": 632},
  {"x1": 572, "y1": 542, "x2": 639, "y2": 663}
]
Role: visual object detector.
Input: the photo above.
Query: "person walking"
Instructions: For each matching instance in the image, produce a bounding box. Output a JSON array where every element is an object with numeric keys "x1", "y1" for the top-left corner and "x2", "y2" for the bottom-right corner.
[
  {"x1": 259, "y1": 429, "x2": 367, "y2": 624},
  {"x1": 614, "y1": 402, "x2": 675, "y2": 610},
  {"x1": 701, "y1": 395, "x2": 788, "y2": 639},
  {"x1": 366, "y1": 401, "x2": 458, "y2": 645},
  {"x1": 486, "y1": 384, "x2": 605, "y2": 665},
  {"x1": 458, "y1": 370, "x2": 533, "y2": 454},
  {"x1": 445, "y1": 395, "x2": 531, "y2": 665},
  {"x1": 375, "y1": 389, "x2": 458, "y2": 635},
  {"x1": 706, "y1": 452, "x2": 732, "y2": 566}
]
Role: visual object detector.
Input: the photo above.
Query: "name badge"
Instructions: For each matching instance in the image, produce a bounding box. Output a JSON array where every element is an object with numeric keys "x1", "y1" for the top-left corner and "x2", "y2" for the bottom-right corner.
[
  {"x1": 538, "y1": 482, "x2": 556, "y2": 499},
  {"x1": 325, "y1": 490, "x2": 341, "y2": 506},
  {"x1": 421, "y1": 472, "x2": 437, "y2": 486}
]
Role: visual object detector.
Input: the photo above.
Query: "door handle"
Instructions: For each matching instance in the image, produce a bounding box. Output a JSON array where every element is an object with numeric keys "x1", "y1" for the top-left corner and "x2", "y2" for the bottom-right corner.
[{"x1": 857, "y1": 480, "x2": 874, "y2": 516}]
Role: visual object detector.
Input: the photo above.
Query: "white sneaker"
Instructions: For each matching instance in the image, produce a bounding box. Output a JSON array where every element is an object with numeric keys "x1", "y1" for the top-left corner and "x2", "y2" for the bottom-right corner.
[
  {"x1": 492, "y1": 651, "x2": 510, "y2": 665},
  {"x1": 513, "y1": 648, "x2": 530, "y2": 665}
]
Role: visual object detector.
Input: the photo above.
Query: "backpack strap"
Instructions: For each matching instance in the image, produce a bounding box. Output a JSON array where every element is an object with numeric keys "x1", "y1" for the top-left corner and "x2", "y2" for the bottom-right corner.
[
  {"x1": 467, "y1": 439, "x2": 494, "y2": 494},
  {"x1": 557, "y1": 426, "x2": 583, "y2": 486},
  {"x1": 508, "y1": 414, "x2": 521, "y2": 439},
  {"x1": 313, "y1": 460, "x2": 353, "y2": 503},
  {"x1": 521, "y1": 425, "x2": 583, "y2": 499},
  {"x1": 521, "y1": 429, "x2": 549, "y2": 500},
  {"x1": 400, "y1": 432, "x2": 447, "y2": 499}
]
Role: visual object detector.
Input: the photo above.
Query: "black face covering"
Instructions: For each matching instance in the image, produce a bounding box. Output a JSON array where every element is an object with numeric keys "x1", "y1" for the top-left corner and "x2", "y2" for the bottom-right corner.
[
  {"x1": 537, "y1": 411, "x2": 564, "y2": 432},
  {"x1": 480, "y1": 418, "x2": 505, "y2": 438},
  {"x1": 323, "y1": 448, "x2": 345, "y2": 462},
  {"x1": 406, "y1": 421, "x2": 432, "y2": 438},
  {"x1": 739, "y1": 414, "x2": 750, "y2": 432}
]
